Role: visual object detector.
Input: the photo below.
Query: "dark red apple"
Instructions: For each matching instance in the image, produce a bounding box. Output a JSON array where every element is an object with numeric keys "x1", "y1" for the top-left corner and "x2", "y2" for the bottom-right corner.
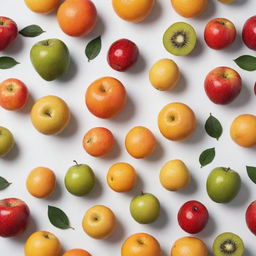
[
  {"x1": 0, "y1": 17, "x2": 18, "y2": 51},
  {"x1": 107, "y1": 38, "x2": 139, "y2": 71},
  {"x1": 0, "y1": 198, "x2": 30, "y2": 237},
  {"x1": 177, "y1": 200, "x2": 209, "y2": 234},
  {"x1": 204, "y1": 18, "x2": 236, "y2": 50},
  {"x1": 204, "y1": 66, "x2": 242, "y2": 104},
  {"x1": 242, "y1": 16, "x2": 256, "y2": 50},
  {"x1": 246, "y1": 200, "x2": 256, "y2": 235}
]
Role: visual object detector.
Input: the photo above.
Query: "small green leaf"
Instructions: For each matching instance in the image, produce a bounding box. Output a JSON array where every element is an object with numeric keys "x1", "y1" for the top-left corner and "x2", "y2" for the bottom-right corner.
[
  {"x1": 199, "y1": 148, "x2": 215, "y2": 168},
  {"x1": 246, "y1": 166, "x2": 256, "y2": 184},
  {"x1": 0, "y1": 56, "x2": 19, "y2": 69},
  {"x1": 19, "y1": 25, "x2": 45, "y2": 37},
  {"x1": 48, "y1": 206, "x2": 73, "y2": 230},
  {"x1": 205, "y1": 113, "x2": 223, "y2": 140},
  {"x1": 0, "y1": 177, "x2": 11, "y2": 190},
  {"x1": 234, "y1": 55, "x2": 256, "y2": 71},
  {"x1": 85, "y1": 36, "x2": 101, "y2": 61}
]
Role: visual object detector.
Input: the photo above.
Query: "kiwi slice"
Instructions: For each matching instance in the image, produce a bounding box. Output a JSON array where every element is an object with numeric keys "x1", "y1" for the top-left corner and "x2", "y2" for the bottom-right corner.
[
  {"x1": 163, "y1": 22, "x2": 197, "y2": 56},
  {"x1": 213, "y1": 232, "x2": 244, "y2": 256}
]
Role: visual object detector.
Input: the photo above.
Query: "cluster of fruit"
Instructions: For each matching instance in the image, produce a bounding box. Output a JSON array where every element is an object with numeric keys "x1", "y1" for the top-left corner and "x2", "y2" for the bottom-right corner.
[{"x1": 1, "y1": 0, "x2": 256, "y2": 256}]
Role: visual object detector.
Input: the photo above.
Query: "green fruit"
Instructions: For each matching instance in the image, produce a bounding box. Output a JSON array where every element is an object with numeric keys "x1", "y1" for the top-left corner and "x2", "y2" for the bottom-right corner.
[
  {"x1": 130, "y1": 193, "x2": 160, "y2": 224},
  {"x1": 213, "y1": 232, "x2": 244, "y2": 256},
  {"x1": 163, "y1": 22, "x2": 197, "y2": 56},
  {"x1": 65, "y1": 162, "x2": 95, "y2": 196},
  {"x1": 30, "y1": 38, "x2": 70, "y2": 81},
  {"x1": 207, "y1": 167, "x2": 241, "y2": 203},
  {"x1": 0, "y1": 126, "x2": 14, "y2": 157}
]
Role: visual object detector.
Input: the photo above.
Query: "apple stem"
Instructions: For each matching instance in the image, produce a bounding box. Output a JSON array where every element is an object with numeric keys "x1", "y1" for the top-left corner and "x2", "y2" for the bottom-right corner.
[
  {"x1": 193, "y1": 206, "x2": 199, "y2": 212},
  {"x1": 141, "y1": 191, "x2": 144, "y2": 196},
  {"x1": 226, "y1": 167, "x2": 231, "y2": 172},
  {"x1": 0, "y1": 21, "x2": 4, "y2": 25},
  {"x1": 73, "y1": 160, "x2": 78, "y2": 165}
]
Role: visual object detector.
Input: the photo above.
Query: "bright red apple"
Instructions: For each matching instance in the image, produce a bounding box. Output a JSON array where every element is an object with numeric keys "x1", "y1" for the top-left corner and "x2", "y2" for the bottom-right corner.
[
  {"x1": 204, "y1": 66, "x2": 242, "y2": 104},
  {"x1": 107, "y1": 38, "x2": 139, "y2": 71},
  {"x1": 242, "y1": 16, "x2": 256, "y2": 50},
  {"x1": 177, "y1": 200, "x2": 209, "y2": 234},
  {"x1": 0, "y1": 198, "x2": 30, "y2": 237},
  {"x1": 0, "y1": 78, "x2": 29, "y2": 110},
  {"x1": 246, "y1": 200, "x2": 256, "y2": 235},
  {"x1": 0, "y1": 17, "x2": 18, "y2": 51},
  {"x1": 204, "y1": 18, "x2": 236, "y2": 50}
]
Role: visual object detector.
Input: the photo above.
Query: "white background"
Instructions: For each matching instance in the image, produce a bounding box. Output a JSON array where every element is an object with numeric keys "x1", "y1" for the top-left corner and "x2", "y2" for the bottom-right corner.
[{"x1": 1, "y1": 0, "x2": 256, "y2": 255}]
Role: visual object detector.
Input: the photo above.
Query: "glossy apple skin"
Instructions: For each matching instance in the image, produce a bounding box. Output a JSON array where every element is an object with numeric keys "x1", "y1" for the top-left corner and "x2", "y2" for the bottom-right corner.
[
  {"x1": 0, "y1": 198, "x2": 30, "y2": 237},
  {"x1": 204, "y1": 18, "x2": 236, "y2": 49},
  {"x1": 242, "y1": 16, "x2": 256, "y2": 50},
  {"x1": 177, "y1": 200, "x2": 209, "y2": 234},
  {"x1": 204, "y1": 66, "x2": 242, "y2": 104},
  {"x1": 246, "y1": 200, "x2": 256, "y2": 235},
  {"x1": 0, "y1": 17, "x2": 18, "y2": 51},
  {"x1": 107, "y1": 39, "x2": 139, "y2": 71}
]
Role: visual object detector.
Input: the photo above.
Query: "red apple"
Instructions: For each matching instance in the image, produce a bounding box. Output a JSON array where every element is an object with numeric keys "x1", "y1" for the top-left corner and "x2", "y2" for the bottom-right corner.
[
  {"x1": 204, "y1": 18, "x2": 236, "y2": 50},
  {"x1": 204, "y1": 66, "x2": 242, "y2": 104},
  {"x1": 107, "y1": 39, "x2": 139, "y2": 71},
  {"x1": 0, "y1": 17, "x2": 18, "y2": 51},
  {"x1": 0, "y1": 78, "x2": 29, "y2": 110},
  {"x1": 177, "y1": 200, "x2": 209, "y2": 234},
  {"x1": 246, "y1": 200, "x2": 256, "y2": 235},
  {"x1": 0, "y1": 198, "x2": 30, "y2": 237},
  {"x1": 242, "y1": 16, "x2": 256, "y2": 50}
]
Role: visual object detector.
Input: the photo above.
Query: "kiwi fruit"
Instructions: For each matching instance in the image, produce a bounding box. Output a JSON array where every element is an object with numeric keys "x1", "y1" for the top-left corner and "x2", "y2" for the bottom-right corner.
[
  {"x1": 213, "y1": 232, "x2": 244, "y2": 256},
  {"x1": 163, "y1": 22, "x2": 197, "y2": 56}
]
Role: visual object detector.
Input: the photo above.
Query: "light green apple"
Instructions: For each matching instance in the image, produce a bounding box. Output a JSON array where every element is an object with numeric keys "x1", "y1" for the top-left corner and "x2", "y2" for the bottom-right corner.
[
  {"x1": 0, "y1": 126, "x2": 14, "y2": 157},
  {"x1": 130, "y1": 192, "x2": 160, "y2": 224},
  {"x1": 30, "y1": 38, "x2": 70, "y2": 81}
]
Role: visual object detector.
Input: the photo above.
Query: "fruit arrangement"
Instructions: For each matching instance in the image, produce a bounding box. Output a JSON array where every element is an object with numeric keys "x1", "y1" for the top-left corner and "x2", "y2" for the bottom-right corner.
[{"x1": 1, "y1": 0, "x2": 256, "y2": 255}]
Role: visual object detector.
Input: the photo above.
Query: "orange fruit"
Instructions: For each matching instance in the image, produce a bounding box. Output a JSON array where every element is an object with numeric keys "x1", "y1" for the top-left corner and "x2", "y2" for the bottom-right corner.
[
  {"x1": 171, "y1": 0, "x2": 208, "y2": 18},
  {"x1": 63, "y1": 249, "x2": 91, "y2": 256},
  {"x1": 230, "y1": 114, "x2": 256, "y2": 147},
  {"x1": 112, "y1": 0, "x2": 155, "y2": 23},
  {"x1": 107, "y1": 162, "x2": 137, "y2": 192},
  {"x1": 125, "y1": 126, "x2": 156, "y2": 158},
  {"x1": 171, "y1": 236, "x2": 208, "y2": 256},
  {"x1": 26, "y1": 167, "x2": 56, "y2": 198},
  {"x1": 57, "y1": 0, "x2": 97, "y2": 37},
  {"x1": 24, "y1": 0, "x2": 61, "y2": 14}
]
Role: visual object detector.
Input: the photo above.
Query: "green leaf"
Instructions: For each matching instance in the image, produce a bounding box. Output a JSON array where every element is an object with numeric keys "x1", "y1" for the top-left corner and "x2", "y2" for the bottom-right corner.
[
  {"x1": 205, "y1": 113, "x2": 223, "y2": 140},
  {"x1": 199, "y1": 148, "x2": 215, "y2": 168},
  {"x1": 85, "y1": 36, "x2": 101, "y2": 61},
  {"x1": 0, "y1": 56, "x2": 19, "y2": 69},
  {"x1": 19, "y1": 25, "x2": 45, "y2": 37},
  {"x1": 48, "y1": 206, "x2": 73, "y2": 230},
  {"x1": 234, "y1": 55, "x2": 256, "y2": 71},
  {"x1": 246, "y1": 166, "x2": 256, "y2": 184},
  {"x1": 0, "y1": 177, "x2": 11, "y2": 190}
]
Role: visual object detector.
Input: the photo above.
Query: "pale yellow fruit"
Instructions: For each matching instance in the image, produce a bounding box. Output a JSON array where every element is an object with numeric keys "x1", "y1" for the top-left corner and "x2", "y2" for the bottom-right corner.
[
  {"x1": 149, "y1": 59, "x2": 180, "y2": 91},
  {"x1": 160, "y1": 159, "x2": 190, "y2": 191}
]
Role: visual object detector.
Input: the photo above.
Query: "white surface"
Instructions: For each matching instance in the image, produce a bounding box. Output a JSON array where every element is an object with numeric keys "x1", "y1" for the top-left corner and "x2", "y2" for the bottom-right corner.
[{"x1": 1, "y1": 0, "x2": 256, "y2": 255}]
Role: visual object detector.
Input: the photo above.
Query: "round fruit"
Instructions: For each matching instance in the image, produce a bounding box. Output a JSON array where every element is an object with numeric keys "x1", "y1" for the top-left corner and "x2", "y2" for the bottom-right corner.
[
  {"x1": 171, "y1": 236, "x2": 208, "y2": 256},
  {"x1": 24, "y1": 0, "x2": 61, "y2": 14},
  {"x1": 230, "y1": 114, "x2": 256, "y2": 147},
  {"x1": 245, "y1": 200, "x2": 256, "y2": 235},
  {"x1": 57, "y1": 0, "x2": 97, "y2": 37},
  {"x1": 112, "y1": 0, "x2": 155, "y2": 23},
  {"x1": 24, "y1": 231, "x2": 61, "y2": 256},
  {"x1": 107, "y1": 162, "x2": 137, "y2": 192},
  {"x1": 85, "y1": 76, "x2": 127, "y2": 119},
  {"x1": 121, "y1": 233, "x2": 161, "y2": 256},
  {"x1": 160, "y1": 159, "x2": 190, "y2": 191},
  {"x1": 242, "y1": 16, "x2": 256, "y2": 50},
  {"x1": 171, "y1": 0, "x2": 208, "y2": 18},
  {"x1": 0, "y1": 126, "x2": 14, "y2": 157},
  {"x1": 158, "y1": 102, "x2": 196, "y2": 141},
  {"x1": 212, "y1": 232, "x2": 244, "y2": 256},
  {"x1": 82, "y1": 205, "x2": 116, "y2": 239},
  {"x1": 82, "y1": 127, "x2": 115, "y2": 157},
  {"x1": 125, "y1": 126, "x2": 156, "y2": 158},
  {"x1": 206, "y1": 167, "x2": 241, "y2": 203},
  {"x1": 163, "y1": 22, "x2": 197, "y2": 56},
  {"x1": 63, "y1": 249, "x2": 92, "y2": 256},
  {"x1": 26, "y1": 167, "x2": 56, "y2": 198},
  {"x1": 149, "y1": 59, "x2": 180, "y2": 91}
]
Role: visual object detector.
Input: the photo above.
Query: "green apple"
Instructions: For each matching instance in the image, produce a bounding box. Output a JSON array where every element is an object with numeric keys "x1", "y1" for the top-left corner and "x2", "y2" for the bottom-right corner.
[
  {"x1": 30, "y1": 38, "x2": 70, "y2": 81},
  {"x1": 64, "y1": 161, "x2": 95, "y2": 196},
  {"x1": 0, "y1": 126, "x2": 14, "y2": 157},
  {"x1": 207, "y1": 167, "x2": 241, "y2": 203},
  {"x1": 130, "y1": 193, "x2": 160, "y2": 224}
]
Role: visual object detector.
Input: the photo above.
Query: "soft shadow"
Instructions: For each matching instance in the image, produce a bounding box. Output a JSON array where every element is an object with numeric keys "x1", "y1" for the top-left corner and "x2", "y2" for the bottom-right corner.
[
  {"x1": 84, "y1": 15, "x2": 106, "y2": 40},
  {"x1": 244, "y1": 247, "x2": 254, "y2": 256},
  {"x1": 105, "y1": 218, "x2": 125, "y2": 243},
  {"x1": 161, "y1": 249, "x2": 169, "y2": 256},
  {"x1": 224, "y1": 32, "x2": 243, "y2": 54},
  {"x1": 127, "y1": 53, "x2": 147, "y2": 74},
  {"x1": 47, "y1": 179, "x2": 63, "y2": 202},
  {"x1": 19, "y1": 93, "x2": 35, "y2": 114},
  {"x1": 2, "y1": 142, "x2": 20, "y2": 161},
  {"x1": 231, "y1": 0, "x2": 249, "y2": 6},
  {"x1": 125, "y1": 174, "x2": 144, "y2": 197},
  {"x1": 151, "y1": 205, "x2": 170, "y2": 229},
  {"x1": 227, "y1": 83, "x2": 251, "y2": 108},
  {"x1": 102, "y1": 139, "x2": 122, "y2": 160},
  {"x1": 57, "y1": 111, "x2": 79, "y2": 138},
  {"x1": 86, "y1": 176, "x2": 104, "y2": 201},
  {"x1": 168, "y1": 73, "x2": 187, "y2": 94},
  {"x1": 187, "y1": 39, "x2": 204, "y2": 59},
  {"x1": 195, "y1": 0, "x2": 217, "y2": 21},
  {"x1": 178, "y1": 175, "x2": 198, "y2": 195},
  {"x1": 146, "y1": 140, "x2": 165, "y2": 162},
  {"x1": 199, "y1": 215, "x2": 216, "y2": 238},
  {"x1": 4, "y1": 35, "x2": 24, "y2": 55},
  {"x1": 58, "y1": 56, "x2": 78, "y2": 82},
  {"x1": 141, "y1": 0, "x2": 163, "y2": 25}
]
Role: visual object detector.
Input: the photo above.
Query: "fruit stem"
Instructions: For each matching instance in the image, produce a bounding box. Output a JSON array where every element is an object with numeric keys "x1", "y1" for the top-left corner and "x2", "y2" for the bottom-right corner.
[
  {"x1": 141, "y1": 191, "x2": 144, "y2": 196},
  {"x1": 0, "y1": 21, "x2": 4, "y2": 25},
  {"x1": 225, "y1": 167, "x2": 231, "y2": 172},
  {"x1": 73, "y1": 160, "x2": 78, "y2": 166},
  {"x1": 193, "y1": 206, "x2": 198, "y2": 212}
]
